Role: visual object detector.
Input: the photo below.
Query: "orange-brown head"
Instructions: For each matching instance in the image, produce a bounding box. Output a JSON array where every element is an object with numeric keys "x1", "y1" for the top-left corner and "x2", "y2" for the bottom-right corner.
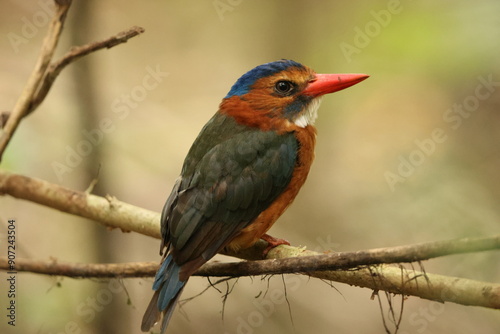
[{"x1": 220, "y1": 59, "x2": 368, "y2": 132}]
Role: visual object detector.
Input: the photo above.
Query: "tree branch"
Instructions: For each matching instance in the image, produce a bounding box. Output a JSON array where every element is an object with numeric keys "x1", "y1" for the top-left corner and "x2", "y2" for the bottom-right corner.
[
  {"x1": 27, "y1": 25, "x2": 145, "y2": 116},
  {"x1": 238, "y1": 244, "x2": 500, "y2": 309},
  {"x1": 0, "y1": 257, "x2": 158, "y2": 278},
  {"x1": 2, "y1": 236, "x2": 499, "y2": 279},
  {"x1": 221, "y1": 236, "x2": 500, "y2": 274},
  {"x1": 2, "y1": 170, "x2": 499, "y2": 264},
  {"x1": 1, "y1": 169, "x2": 500, "y2": 309},
  {"x1": 0, "y1": 170, "x2": 160, "y2": 238},
  {"x1": 0, "y1": 0, "x2": 145, "y2": 160},
  {"x1": 1, "y1": 242, "x2": 499, "y2": 309},
  {"x1": 0, "y1": 0, "x2": 71, "y2": 160}
]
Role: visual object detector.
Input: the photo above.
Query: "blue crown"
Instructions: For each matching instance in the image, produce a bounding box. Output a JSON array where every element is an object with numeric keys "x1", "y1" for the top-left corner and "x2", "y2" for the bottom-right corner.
[{"x1": 225, "y1": 60, "x2": 304, "y2": 98}]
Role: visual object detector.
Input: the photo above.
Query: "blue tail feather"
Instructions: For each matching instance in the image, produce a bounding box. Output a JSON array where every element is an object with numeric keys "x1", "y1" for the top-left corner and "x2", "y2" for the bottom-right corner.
[
  {"x1": 154, "y1": 254, "x2": 186, "y2": 311},
  {"x1": 148, "y1": 253, "x2": 186, "y2": 333}
]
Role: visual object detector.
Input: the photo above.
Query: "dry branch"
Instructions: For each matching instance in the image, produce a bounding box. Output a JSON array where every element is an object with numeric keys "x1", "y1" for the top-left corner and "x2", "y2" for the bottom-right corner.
[
  {"x1": 1, "y1": 169, "x2": 500, "y2": 310},
  {"x1": 261, "y1": 245, "x2": 500, "y2": 309},
  {"x1": 0, "y1": 257, "x2": 158, "y2": 278},
  {"x1": 0, "y1": 0, "x2": 71, "y2": 160},
  {"x1": 220, "y1": 236, "x2": 500, "y2": 274},
  {"x1": 0, "y1": 170, "x2": 159, "y2": 238},
  {"x1": 3, "y1": 236, "x2": 499, "y2": 279},
  {"x1": 27, "y1": 25, "x2": 145, "y2": 116},
  {"x1": 0, "y1": 0, "x2": 145, "y2": 160},
  {"x1": 1, "y1": 246, "x2": 499, "y2": 309},
  {"x1": 2, "y1": 169, "x2": 499, "y2": 262}
]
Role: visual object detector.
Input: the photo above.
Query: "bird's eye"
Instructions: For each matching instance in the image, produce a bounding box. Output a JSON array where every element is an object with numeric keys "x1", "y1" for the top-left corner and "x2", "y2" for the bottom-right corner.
[{"x1": 274, "y1": 80, "x2": 295, "y2": 96}]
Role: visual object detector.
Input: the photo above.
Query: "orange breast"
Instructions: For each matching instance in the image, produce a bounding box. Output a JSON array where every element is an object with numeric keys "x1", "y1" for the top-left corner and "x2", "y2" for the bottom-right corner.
[{"x1": 227, "y1": 125, "x2": 317, "y2": 250}]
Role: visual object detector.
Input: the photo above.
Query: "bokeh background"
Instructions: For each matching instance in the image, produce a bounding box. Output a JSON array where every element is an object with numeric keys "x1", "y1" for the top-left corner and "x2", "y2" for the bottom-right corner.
[{"x1": 1, "y1": 0, "x2": 499, "y2": 333}]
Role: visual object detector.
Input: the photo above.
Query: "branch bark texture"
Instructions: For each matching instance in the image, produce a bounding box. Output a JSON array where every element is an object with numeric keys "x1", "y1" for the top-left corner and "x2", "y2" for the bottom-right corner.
[
  {"x1": 0, "y1": 0, "x2": 71, "y2": 160},
  {"x1": 1, "y1": 170, "x2": 499, "y2": 310},
  {"x1": 0, "y1": 245, "x2": 499, "y2": 309},
  {"x1": 0, "y1": 0, "x2": 144, "y2": 160},
  {"x1": 27, "y1": 25, "x2": 145, "y2": 115},
  {"x1": 0, "y1": 170, "x2": 160, "y2": 238}
]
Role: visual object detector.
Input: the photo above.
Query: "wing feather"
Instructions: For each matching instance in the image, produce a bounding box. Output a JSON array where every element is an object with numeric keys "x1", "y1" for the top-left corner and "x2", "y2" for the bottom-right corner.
[{"x1": 162, "y1": 114, "x2": 298, "y2": 272}]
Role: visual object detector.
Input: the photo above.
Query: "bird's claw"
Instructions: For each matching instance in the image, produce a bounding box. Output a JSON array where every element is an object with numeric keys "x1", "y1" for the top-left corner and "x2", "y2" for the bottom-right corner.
[{"x1": 261, "y1": 234, "x2": 290, "y2": 258}]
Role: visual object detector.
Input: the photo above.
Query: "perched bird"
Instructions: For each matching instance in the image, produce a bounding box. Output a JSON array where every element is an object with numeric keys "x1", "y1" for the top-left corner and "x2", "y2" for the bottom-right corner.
[{"x1": 141, "y1": 59, "x2": 368, "y2": 333}]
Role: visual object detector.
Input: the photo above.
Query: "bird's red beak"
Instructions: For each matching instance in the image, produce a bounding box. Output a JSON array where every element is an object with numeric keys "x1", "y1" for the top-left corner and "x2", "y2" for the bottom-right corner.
[{"x1": 303, "y1": 73, "x2": 369, "y2": 97}]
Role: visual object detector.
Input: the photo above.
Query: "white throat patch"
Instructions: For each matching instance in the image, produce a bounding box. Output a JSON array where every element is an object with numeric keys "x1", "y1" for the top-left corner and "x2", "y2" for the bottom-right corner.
[{"x1": 293, "y1": 98, "x2": 322, "y2": 128}]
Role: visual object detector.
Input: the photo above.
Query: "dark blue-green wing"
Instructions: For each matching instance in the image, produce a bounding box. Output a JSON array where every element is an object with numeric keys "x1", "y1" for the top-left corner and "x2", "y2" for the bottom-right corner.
[{"x1": 161, "y1": 114, "x2": 297, "y2": 272}]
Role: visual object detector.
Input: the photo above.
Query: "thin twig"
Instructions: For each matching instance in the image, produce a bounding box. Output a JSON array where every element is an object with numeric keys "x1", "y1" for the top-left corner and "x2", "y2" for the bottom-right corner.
[
  {"x1": 1, "y1": 234, "x2": 498, "y2": 279},
  {"x1": 0, "y1": 257, "x2": 158, "y2": 278},
  {"x1": 1, "y1": 170, "x2": 500, "y2": 309},
  {"x1": 0, "y1": 0, "x2": 71, "y2": 160},
  {"x1": 216, "y1": 236, "x2": 500, "y2": 276},
  {"x1": 1, "y1": 255, "x2": 499, "y2": 310},
  {"x1": 27, "y1": 25, "x2": 145, "y2": 115},
  {"x1": 0, "y1": 11, "x2": 144, "y2": 159},
  {"x1": 2, "y1": 170, "x2": 500, "y2": 269}
]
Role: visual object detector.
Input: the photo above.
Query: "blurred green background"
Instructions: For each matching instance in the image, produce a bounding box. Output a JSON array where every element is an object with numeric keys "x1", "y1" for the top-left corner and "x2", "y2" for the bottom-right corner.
[{"x1": 1, "y1": 0, "x2": 499, "y2": 333}]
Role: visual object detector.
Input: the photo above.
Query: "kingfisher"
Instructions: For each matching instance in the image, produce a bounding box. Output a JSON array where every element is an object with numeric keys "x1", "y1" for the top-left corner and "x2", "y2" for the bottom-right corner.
[{"x1": 141, "y1": 59, "x2": 368, "y2": 333}]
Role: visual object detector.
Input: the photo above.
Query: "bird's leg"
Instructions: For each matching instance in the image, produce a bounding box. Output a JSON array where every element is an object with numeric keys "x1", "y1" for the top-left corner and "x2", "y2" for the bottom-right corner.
[{"x1": 261, "y1": 234, "x2": 290, "y2": 257}]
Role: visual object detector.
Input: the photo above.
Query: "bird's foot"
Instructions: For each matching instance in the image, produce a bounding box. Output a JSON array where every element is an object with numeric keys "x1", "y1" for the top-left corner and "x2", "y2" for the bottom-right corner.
[{"x1": 261, "y1": 234, "x2": 290, "y2": 258}]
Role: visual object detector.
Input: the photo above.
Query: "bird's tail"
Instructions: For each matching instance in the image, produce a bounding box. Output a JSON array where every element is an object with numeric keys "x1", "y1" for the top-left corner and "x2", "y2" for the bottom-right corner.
[{"x1": 141, "y1": 254, "x2": 187, "y2": 333}]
